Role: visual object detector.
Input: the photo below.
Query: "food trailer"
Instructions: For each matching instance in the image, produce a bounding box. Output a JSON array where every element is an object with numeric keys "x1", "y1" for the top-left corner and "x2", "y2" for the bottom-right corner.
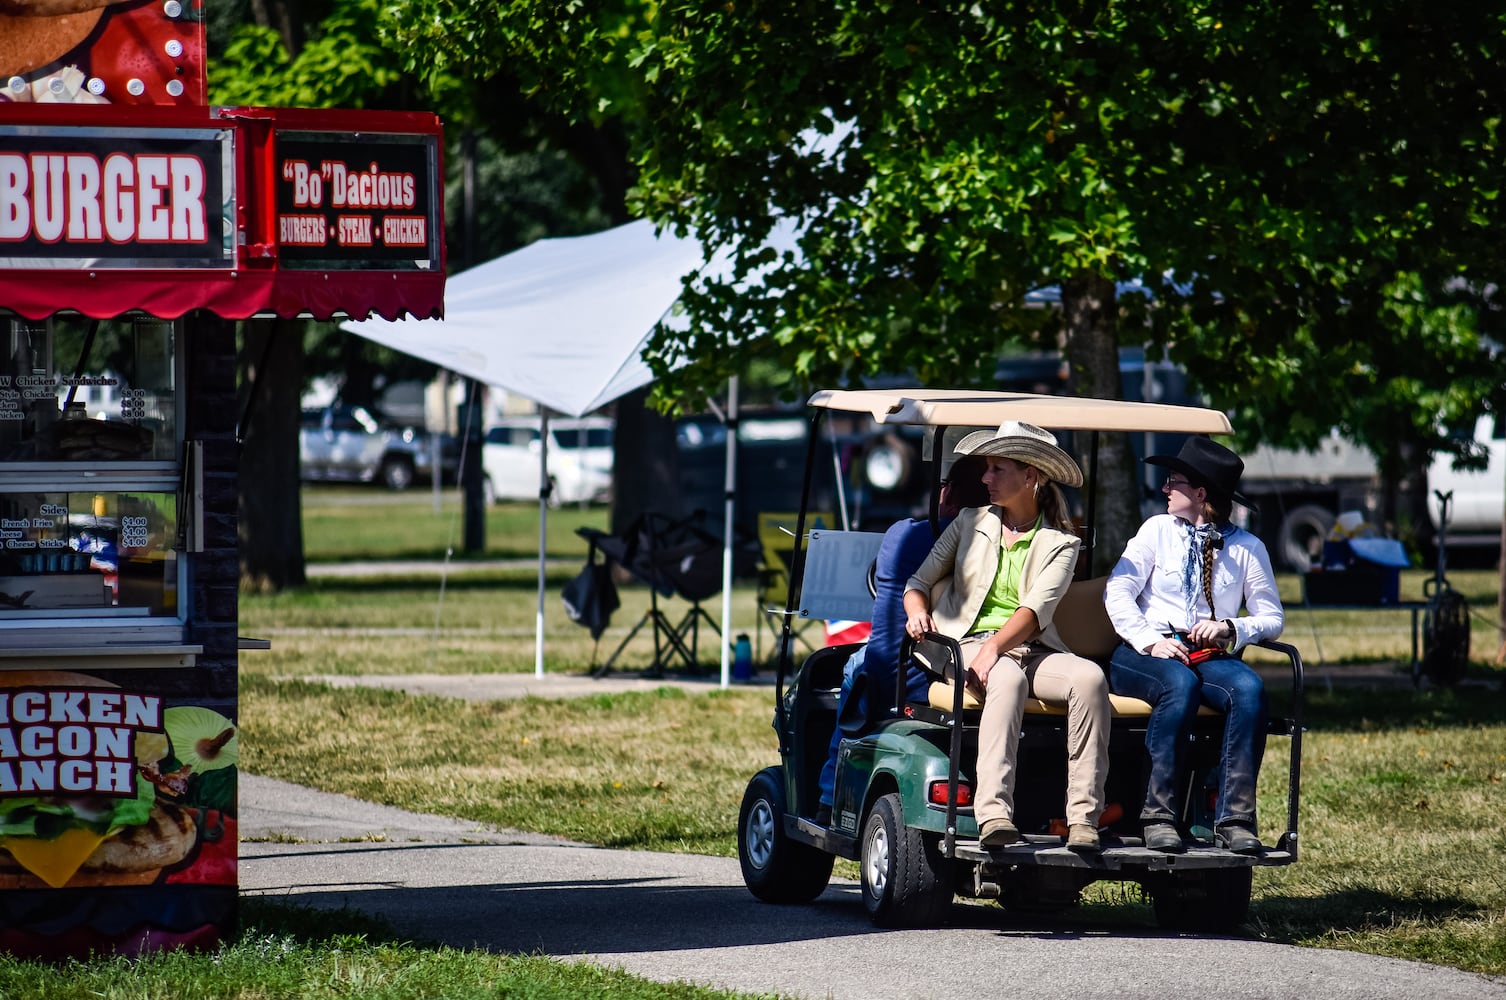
[{"x1": 0, "y1": 0, "x2": 443, "y2": 958}]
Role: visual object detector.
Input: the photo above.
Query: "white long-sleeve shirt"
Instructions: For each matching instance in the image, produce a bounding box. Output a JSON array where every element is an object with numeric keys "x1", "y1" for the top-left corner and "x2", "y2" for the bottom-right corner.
[{"x1": 1104, "y1": 514, "x2": 1285, "y2": 655}]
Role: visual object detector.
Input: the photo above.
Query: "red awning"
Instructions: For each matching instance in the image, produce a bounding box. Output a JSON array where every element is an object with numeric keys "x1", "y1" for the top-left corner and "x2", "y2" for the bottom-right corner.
[
  {"x1": 0, "y1": 268, "x2": 444, "y2": 322},
  {"x1": 0, "y1": 104, "x2": 445, "y2": 322}
]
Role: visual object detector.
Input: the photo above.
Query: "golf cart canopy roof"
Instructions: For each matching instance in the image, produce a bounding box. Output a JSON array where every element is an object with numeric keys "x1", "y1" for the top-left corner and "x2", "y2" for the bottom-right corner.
[{"x1": 807, "y1": 388, "x2": 1233, "y2": 435}]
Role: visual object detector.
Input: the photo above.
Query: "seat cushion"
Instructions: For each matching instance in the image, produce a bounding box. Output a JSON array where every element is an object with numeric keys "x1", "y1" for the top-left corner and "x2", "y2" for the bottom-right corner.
[{"x1": 927, "y1": 681, "x2": 1220, "y2": 718}]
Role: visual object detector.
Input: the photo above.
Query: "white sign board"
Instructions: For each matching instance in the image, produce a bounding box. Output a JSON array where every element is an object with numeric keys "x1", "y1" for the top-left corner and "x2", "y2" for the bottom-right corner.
[{"x1": 798, "y1": 529, "x2": 887, "y2": 623}]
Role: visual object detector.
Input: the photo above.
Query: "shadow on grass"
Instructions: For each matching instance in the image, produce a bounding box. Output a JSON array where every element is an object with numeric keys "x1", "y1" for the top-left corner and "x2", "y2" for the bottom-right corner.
[
  {"x1": 1253, "y1": 886, "x2": 1488, "y2": 937},
  {"x1": 307, "y1": 547, "x2": 588, "y2": 563},
  {"x1": 1272, "y1": 686, "x2": 1506, "y2": 732},
  {"x1": 240, "y1": 896, "x2": 413, "y2": 946},
  {"x1": 291, "y1": 572, "x2": 581, "y2": 595}
]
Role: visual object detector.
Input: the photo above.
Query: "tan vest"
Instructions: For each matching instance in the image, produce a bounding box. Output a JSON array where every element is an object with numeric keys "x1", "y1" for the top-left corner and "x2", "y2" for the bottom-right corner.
[{"x1": 905, "y1": 506, "x2": 1080, "y2": 652}]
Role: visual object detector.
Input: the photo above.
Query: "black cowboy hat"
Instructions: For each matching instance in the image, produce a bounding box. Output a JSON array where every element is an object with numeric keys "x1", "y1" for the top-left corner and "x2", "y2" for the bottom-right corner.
[{"x1": 1146, "y1": 436, "x2": 1258, "y2": 511}]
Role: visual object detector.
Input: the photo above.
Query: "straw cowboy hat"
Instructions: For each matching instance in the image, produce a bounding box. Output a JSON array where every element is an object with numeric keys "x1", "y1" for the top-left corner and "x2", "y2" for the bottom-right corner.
[
  {"x1": 953, "y1": 420, "x2": 1084, "y2": 488},
  {"x1": 1146, "y1": 436, "x2": 1257, "y2": 510}
]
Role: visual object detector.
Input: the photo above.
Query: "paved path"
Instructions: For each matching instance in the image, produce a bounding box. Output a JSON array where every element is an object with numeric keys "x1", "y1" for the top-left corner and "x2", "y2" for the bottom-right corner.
[
  {"x1": 301, "y1": 670, "x2": 773, "y2": 700},
  {"x1": 239, "y1": 775, "x2": 1504, "y2": 1000},
  {"x1": 295, "y1": 658, "x2": 1427, "y2": 702},
  {"x1": 305, "y1": 558, "x2": 570, "y2": 577}
]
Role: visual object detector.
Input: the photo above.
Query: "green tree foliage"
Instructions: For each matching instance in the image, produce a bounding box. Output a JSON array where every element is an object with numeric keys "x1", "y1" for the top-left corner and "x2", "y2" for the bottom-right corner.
[
  {"x1": 209, "y1": 0, "x2": 418, "y2": 110},
  {"x1": 395, "y1": 2, "x2": 1505, "y2": 407},
  {"x1": 393, "y1": 3, "x2": 1506, "y2": 557}
]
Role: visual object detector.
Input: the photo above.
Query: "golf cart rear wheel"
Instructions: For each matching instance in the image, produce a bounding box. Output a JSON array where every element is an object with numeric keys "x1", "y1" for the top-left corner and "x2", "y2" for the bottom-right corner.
[
  {"x1": 860, "y1": 793, "x2": 954, "y2": 928},
  {"x1": 737, "y1": 767, "x2": 833, "y2": 903},
  {"x1": 1149, "y1": 866, "x2": 1252, "y2": 933}
]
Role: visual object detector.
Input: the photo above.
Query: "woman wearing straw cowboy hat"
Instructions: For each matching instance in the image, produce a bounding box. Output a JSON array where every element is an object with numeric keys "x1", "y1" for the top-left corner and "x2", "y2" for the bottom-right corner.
[
  {"x1": 1104, "y1": 436, "x2": 1284, "y2": 855},
  {"x1": 903, "y1": 420, "x2": 1110, "y2": 852}
]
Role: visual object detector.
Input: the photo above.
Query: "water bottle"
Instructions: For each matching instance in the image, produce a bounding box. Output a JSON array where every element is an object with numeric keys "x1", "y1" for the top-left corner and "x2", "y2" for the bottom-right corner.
[{"x1": 733, "y1": 633, "x2": 753, "y2": 681}]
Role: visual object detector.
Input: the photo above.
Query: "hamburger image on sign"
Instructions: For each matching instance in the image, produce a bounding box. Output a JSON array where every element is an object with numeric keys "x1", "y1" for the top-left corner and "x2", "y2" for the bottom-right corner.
[
  {"x1": 0, "y1": 671, "x2": 235, "y2": 889},
  {"x1": 0, "y1": 0, "x2": 204, "y2": 105}
]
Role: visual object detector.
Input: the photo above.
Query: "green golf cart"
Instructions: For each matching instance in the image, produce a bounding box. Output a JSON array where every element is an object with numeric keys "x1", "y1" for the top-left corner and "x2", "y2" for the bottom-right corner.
[{"x1": 736, "y1": 388, "x2": 1304, "y2": 931}]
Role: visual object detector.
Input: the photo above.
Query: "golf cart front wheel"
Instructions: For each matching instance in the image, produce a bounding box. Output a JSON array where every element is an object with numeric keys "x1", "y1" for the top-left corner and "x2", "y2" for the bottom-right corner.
[
  {"x1": 737, "y1": 767, "x2": 833, "y2": 903},
  {"x1": 859, "y1": 793, "x2": 953, "y2": 928}
]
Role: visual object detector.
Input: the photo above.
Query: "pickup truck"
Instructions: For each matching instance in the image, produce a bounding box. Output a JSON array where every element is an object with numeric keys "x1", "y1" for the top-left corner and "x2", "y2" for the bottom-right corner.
[{"x1": 299, "y1": 404, "x2": 449, "y2": 490}]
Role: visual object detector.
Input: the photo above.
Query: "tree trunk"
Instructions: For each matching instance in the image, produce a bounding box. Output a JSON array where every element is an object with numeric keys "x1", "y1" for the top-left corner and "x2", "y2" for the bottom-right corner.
[
  {"x1": 1060, "y1": 272, "x2": 1138, "y2": 576},
  {"x1": 338, "y1": 333, "x2": 380, "y2": 408},
  {"x1": 247, "y1": 0, "x2": 304, "y2": 56},
  {"x1": 610, "y1": 386, "x2": 681, "y2": 536},
  {"x1": 461, "y1": 378, "x2": 485, "y2": 553},
  {"x1": 1389, "y1": 436, "x2": 1433, "y2": 556},
  {"x1": 238, "y1": 319, "x2": 306, "y2": 592}
]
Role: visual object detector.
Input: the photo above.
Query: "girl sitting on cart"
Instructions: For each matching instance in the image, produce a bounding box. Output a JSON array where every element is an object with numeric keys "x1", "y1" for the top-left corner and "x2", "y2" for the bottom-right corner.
[{"x1": 1103, "y1": 437, "x2": 1284, "y2": 855}]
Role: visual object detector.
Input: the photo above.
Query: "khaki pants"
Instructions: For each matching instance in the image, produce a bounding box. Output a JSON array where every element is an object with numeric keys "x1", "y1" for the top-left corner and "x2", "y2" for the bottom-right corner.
[{"x1": 961, "y1": 635, "x2": 1110, "y2": 829}]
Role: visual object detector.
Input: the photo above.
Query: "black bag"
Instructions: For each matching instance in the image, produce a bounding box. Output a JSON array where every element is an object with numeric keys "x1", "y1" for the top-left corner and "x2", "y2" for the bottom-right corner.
[{"x1": 562, "y1": 541, "x2": 619, "y2": 640}]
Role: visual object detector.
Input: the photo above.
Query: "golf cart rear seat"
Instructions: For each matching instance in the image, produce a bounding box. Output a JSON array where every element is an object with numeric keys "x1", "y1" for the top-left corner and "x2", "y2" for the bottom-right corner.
[{"x1": 917, "y1": 577, "x2": 1217, "y2": 718}]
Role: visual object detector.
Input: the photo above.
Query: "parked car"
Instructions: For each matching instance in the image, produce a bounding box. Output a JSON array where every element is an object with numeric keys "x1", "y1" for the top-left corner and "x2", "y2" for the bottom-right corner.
[
  {"x1": 482, "y1": 416, "x2": 613, "y2": 505},
  {"x1": 299, "y1": 404, "x2": 447, "y2": 490}
]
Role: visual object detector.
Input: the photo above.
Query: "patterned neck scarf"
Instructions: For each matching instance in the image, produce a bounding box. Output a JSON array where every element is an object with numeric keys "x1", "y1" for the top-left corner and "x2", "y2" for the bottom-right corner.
[{"x1": 1180, "y1": 521, "x2": 1225, "y2": 627}]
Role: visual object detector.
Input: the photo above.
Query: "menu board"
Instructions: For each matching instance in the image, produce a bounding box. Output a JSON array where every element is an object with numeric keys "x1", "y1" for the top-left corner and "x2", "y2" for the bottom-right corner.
[{"x1": 0, "y1": 491, "x2": 176, "y2": 615}]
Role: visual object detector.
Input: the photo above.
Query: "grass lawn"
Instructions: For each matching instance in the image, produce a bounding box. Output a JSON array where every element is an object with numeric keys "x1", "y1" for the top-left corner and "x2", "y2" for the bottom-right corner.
[
  {"x1": 300, "y1": 487, "x2": 610, "y2": 563},
  {"x1": 0, "y1": 899, "x2": 771, "y2": 1000},
  {"x1": 19, "y1": 487, "x2": 1505, "y2": 995},
  {"x1": 233, "y1": 673, "x2": 1506, "y2": 977}
]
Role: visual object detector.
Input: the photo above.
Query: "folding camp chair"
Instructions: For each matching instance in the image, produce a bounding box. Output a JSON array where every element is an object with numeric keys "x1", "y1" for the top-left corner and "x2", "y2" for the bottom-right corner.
[{"x1": 580, "y1": 511, "x2": 726, "y2": 677}]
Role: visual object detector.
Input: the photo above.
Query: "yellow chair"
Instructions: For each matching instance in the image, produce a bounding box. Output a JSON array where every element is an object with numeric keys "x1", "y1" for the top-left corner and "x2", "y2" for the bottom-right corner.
[{"x1": 755, "y1": 511, "x2": 836, "y2": 662}]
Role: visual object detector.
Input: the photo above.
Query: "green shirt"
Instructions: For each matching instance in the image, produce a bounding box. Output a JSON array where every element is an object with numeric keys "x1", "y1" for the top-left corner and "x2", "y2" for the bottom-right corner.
[{"x1": 970, "y1": 515, "x2": 1039, "y2": 633}]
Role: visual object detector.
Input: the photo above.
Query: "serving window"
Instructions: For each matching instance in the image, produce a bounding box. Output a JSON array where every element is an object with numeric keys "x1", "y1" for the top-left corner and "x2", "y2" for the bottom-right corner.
[
  {"x1": 0, "y1": 318, "x2": 184, "y2": 626},
  {"x1": 1, "y1": 317, "x2": 177, "y2": 463}
]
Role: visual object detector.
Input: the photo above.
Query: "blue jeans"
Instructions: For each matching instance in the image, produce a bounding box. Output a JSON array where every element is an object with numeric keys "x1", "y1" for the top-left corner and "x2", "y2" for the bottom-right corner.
[
  {"x1": 817, "y1": 649, "x2": 932, "y2": 807},
  {"x1": 817, "y1": 650, "x2": 865, "y2": 807},
  {"x1": 1108, "y1": 642, "x2": 1267, "y2": 828}
]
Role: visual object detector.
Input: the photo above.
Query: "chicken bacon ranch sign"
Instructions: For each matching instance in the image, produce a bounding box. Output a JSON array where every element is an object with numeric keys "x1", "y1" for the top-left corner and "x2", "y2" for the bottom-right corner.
[
  {"x1": 0, "y1": 686, "x2": 161, "y2": 796},
  {"x1": 0, "y1": 125, "x2": 232, "y2": 269}
]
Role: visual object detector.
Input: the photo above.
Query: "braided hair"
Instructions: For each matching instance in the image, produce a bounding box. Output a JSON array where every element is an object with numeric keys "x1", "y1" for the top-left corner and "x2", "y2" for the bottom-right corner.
[{"x1": 1198, "y1": 494, "x2": 1234, "y2": 618}]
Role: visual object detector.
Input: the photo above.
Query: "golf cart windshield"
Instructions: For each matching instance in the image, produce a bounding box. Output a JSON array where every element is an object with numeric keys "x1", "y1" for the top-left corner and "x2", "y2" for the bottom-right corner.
[{"x1": 774, "y1": 388, "x2": 1235, "y2": 689}]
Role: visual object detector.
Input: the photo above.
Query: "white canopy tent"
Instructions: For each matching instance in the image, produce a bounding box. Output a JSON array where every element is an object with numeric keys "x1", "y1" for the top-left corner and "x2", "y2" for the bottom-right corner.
[
  {"x1": 343, "y1": 219, "x2": 708, "y2": 418},
  {"x1": 340, "y1": 219, "x2": 748, "y2": 685}
]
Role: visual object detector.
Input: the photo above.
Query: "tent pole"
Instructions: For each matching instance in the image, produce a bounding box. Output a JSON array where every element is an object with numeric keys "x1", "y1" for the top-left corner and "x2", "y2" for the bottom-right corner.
[
  {"x1": 535, "y1": 409, "x2": 551, "y2": 677},
  {"x1": 720, "y1": 376, "x2": 739, "y2": 689}
]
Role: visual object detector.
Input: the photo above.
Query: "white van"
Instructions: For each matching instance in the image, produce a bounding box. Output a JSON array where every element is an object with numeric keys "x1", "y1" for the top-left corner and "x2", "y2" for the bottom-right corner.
[
  {"x1": 482, "y1": 416, "x2": 613, "y2": 505},
  {"x1": 1429, "y1": 413, "x2": 1505, "y2": 545}
]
